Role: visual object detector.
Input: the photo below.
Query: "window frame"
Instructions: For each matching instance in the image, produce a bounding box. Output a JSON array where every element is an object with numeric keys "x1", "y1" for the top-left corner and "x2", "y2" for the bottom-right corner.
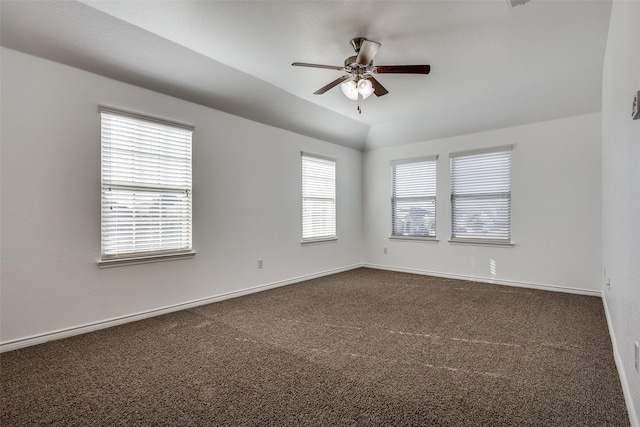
[
  {"x1": 98, "y1": 107, "x2": 195, "y2": 267},
  {"x1": 449, "y1": 146, "x2": 513, "y2": 246},
  {"x1": 390, "y1": 155, "x2": 438, "y2": 242},
  {"x1": 301, "y1": 152, "x2": 337, "y2": 244}
]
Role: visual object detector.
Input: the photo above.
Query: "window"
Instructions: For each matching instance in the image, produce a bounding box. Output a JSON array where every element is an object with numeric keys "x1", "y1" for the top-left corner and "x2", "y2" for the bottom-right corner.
[
  {"x1": 450, "y1": 146, "x2": 512, "y2": 244},
  {"x1": 100, "y1": 108, "x2": 193, "y2": 264},
  {"x1": 302, "y1": 153, "x2": 336, "y2": 242},
  {"x1": 391, "y1": 156, "x2": 437, "y2": 239}
]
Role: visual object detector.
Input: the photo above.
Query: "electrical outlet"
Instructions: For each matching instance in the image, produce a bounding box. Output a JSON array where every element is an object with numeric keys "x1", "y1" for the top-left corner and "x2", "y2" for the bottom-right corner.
[
  {"x1": 258, "y1": 259, "x2": 263, "y2": 269},
  {"x1": 383, "y1": 247, "x2": 388, "y2": 254},
  {"x1": 635, "y1": 342, "x2": 639, "y2": 373}
]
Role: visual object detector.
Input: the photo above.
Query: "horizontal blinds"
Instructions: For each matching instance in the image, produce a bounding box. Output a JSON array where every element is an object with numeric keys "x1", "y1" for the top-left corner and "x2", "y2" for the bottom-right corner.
[
  {"x1": 391, "y1": 159, "x2": 437, "y2": 237},
  {"x1": 302, "y1": 154, "x2": 336, "y2": 240},
  {"x1": 101, "y1": 110, "x2": 193, "y2": 258},
  {"x1": 450, "y1": 149, "x2": 511, "y2": 241}
]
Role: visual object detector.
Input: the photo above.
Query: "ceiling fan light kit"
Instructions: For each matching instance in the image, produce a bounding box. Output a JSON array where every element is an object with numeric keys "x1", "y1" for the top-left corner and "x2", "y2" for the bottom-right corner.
[
  {"x1": 357, "y1": 79, "x2": 374, "y2": 98},
  {"x1": 292, "y1": 37, "x2": 430, "y2": 114},
  {"x1": 340, "y1": 80, "x2": 359, "y2": 101},
  {"x1": 340, "y1": 78, "x2": 374, "y2": 101}
]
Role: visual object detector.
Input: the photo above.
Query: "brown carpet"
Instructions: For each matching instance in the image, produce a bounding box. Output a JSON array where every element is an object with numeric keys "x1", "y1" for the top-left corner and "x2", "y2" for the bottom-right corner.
[{"x1": 1, "y1": 268, "x2": 629, "y2": 426}]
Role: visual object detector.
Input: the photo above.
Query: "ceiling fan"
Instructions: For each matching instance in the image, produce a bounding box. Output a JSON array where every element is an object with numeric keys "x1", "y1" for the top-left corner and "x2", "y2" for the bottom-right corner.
[{"x1": 292, "y1": 37, "x2": 430, "y2": 113}]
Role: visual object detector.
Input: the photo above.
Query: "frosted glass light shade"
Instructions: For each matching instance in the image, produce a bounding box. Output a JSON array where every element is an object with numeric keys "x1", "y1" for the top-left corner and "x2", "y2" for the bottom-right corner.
[
  {"x1": 357, "y1": 79, "x2": 374, "y2": 99},
  {"x1": 340, "y1": 81, "x2": 358, "y2": 100}
]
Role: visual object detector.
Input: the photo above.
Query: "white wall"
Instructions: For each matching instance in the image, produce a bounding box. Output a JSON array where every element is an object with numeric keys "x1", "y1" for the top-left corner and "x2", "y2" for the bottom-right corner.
[
  {"x1": 0, "y1": 48, "x2": 363, "y2": 348},
  {"x1": 363, "y1": 113, "x2": 602, "y2": 294},
  {"x1": 601, "y1": 1, "x2": 640, "y2": 424}
]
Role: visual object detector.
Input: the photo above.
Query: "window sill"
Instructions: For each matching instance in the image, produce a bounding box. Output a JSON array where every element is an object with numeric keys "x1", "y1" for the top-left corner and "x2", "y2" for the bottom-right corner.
[
  {"x1": 301, "y1": 237, "x2": 337, "y2": 245},
  {"x1": 448, "y1": 239, "x2": 514, "y2": 248},
  {"x1": 97, "y1": 251, "x2": 196, "y2": 268},
  {"x1": 389, "y1": 236, "x2": 439, "y2": 243}
]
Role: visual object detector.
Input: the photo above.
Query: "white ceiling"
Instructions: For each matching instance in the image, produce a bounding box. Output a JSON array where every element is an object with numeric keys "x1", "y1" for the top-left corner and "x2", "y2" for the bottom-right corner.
[{"x1": 0, "y1": 0, "x2": 612, "y2": 151}]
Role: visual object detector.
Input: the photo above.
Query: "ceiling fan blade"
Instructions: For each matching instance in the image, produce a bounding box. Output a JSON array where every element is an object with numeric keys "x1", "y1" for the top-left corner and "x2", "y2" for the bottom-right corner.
[
  {"x1": 373, "y1": 65, "x2": 431, "y2": 74},
  {"x1": 313, "y1": 75, "x2": 350, "y2": 95},
  {"x1": 355, "y1": 39, "x2": 381, "y2": 66},
  {"x1": 367, "y1": 76, "x2": 389, "y2": 97},
  {"x1": 292, "y1": 62, "x2": 344, "y2": 71}
]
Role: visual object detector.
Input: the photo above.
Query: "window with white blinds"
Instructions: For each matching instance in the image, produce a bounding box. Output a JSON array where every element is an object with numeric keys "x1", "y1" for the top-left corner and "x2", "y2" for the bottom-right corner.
[
  {"x1": 391, "y1": 156, "x2": 437, "y2": 239},
  {"x1": 100, "y1": 108, "x2": 193, "y2": 260},
  {"x1": 450, "y1": 146, "x2": 512, "y2": 243},
  {"x1": 302, "y1": 153, "x2": 336, "y2": 242}
]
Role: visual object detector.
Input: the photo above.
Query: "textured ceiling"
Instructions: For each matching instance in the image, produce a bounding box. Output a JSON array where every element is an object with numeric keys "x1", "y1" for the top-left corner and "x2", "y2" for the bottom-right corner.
[{"x1": 0, "y1": 0, "x2": 612, "y2": 151}]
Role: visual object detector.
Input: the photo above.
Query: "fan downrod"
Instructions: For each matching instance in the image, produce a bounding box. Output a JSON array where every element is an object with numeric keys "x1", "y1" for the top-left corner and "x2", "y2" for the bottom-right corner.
[{"x1": 350, "y1": 37, "x2": 366, "y2": 53}]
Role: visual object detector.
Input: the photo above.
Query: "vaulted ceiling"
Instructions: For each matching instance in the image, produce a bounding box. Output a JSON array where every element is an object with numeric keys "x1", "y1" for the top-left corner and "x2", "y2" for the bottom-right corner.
[{"x1": 1, "y1": 0, "x2": 612, "y2": 151}]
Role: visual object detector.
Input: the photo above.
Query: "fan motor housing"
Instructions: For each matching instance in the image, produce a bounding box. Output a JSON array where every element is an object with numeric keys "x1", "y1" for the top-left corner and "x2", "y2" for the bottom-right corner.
[{"x1": 344, "y1": 55, "x2": 371, "y2": 74}]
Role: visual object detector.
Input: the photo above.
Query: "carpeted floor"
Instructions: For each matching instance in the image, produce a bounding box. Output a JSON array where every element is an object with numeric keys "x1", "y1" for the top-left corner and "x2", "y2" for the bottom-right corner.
[{"x1": 1, "y1": 268, "x2": 630, "y2": 426}]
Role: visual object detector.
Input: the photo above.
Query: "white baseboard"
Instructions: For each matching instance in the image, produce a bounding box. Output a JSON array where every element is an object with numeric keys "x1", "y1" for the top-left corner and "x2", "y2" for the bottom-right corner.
[
  {"x1": 602, "y1": 295, "x2": 639, "y2": 427},
  {"x1": 363, "y1": 263, "x2": 602, "y2": 296},
  {"x1": 0, "y1": 263, "x2": 606, "y2": 353},
  {"x1": 0, "y1": 264, "x2": 363, "y2": 353}
]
